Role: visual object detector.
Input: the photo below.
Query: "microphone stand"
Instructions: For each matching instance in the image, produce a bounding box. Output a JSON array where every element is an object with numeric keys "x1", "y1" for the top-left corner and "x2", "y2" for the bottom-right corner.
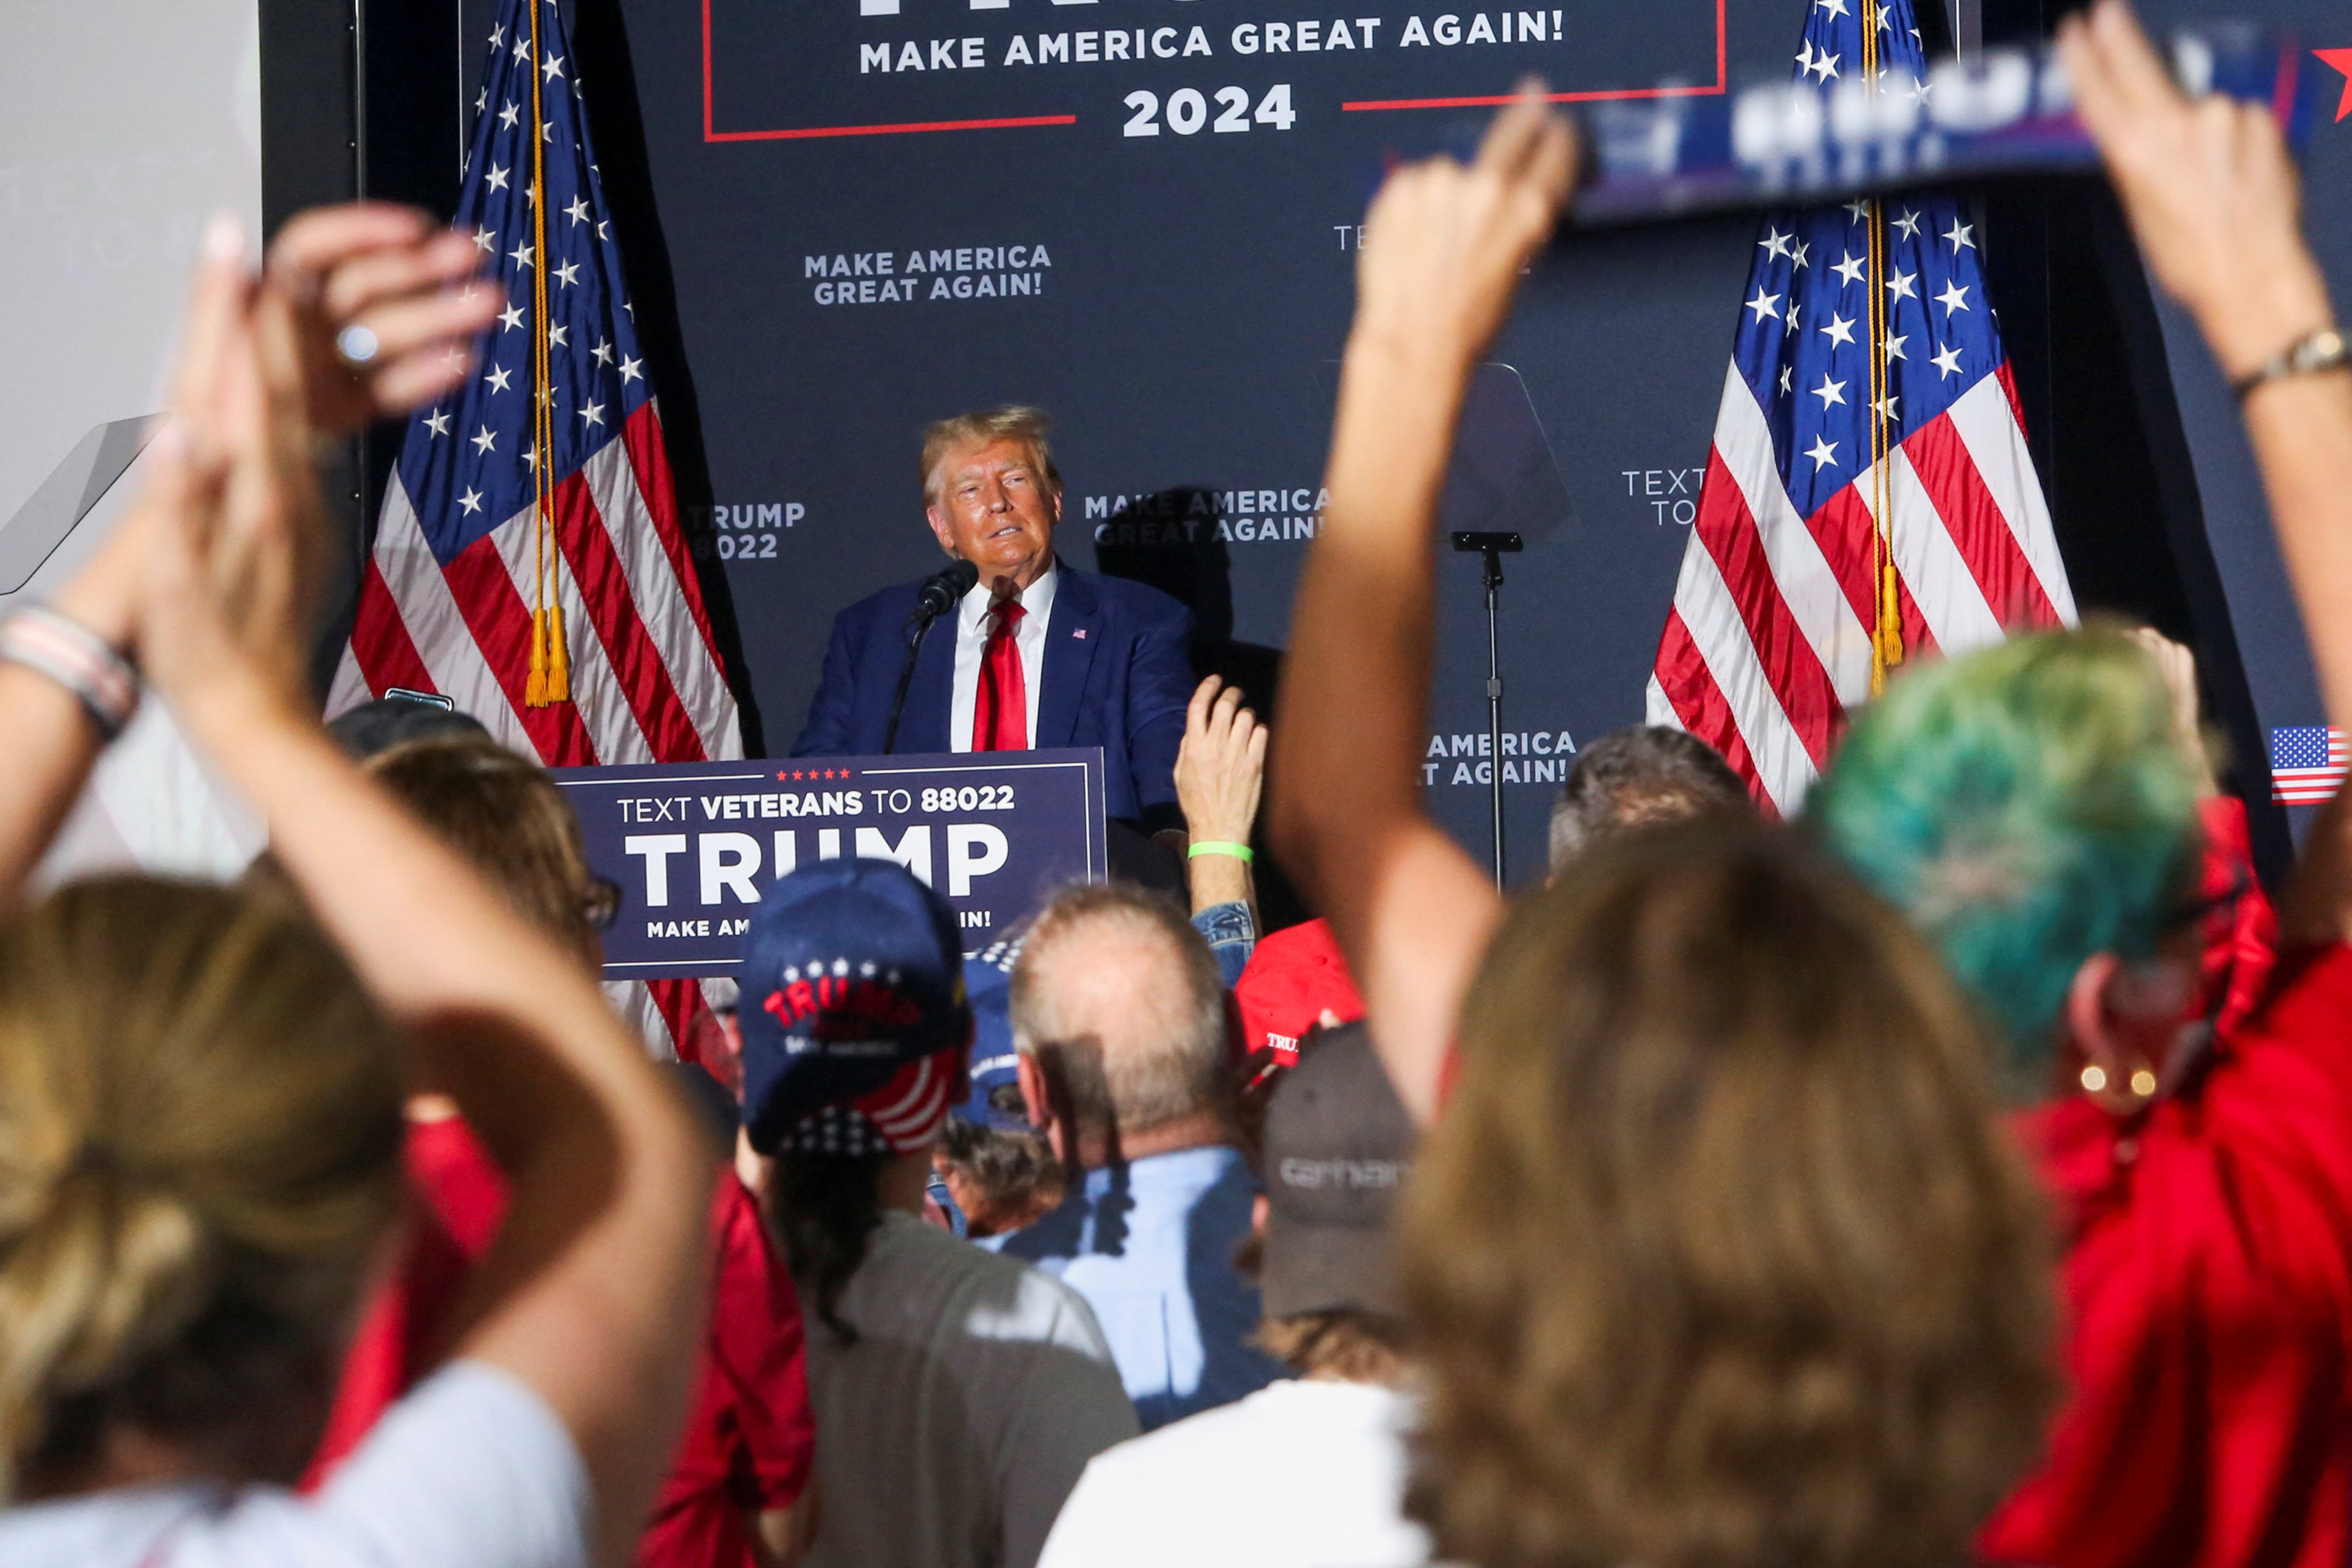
[
  {"x1": 881, "y1": 613, "x2": 940, "y2": 755},
  {"x1": 1451, "y1": 531, "x2": 1522, "y2": 890}
]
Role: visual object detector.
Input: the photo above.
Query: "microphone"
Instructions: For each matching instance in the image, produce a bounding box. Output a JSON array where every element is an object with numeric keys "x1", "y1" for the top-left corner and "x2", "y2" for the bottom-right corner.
[{"x1": 915, "y1": 560, "x2": 979, "y2": 622}]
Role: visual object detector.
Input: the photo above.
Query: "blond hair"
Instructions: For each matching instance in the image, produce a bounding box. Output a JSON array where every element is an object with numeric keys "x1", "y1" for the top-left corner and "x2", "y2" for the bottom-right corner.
[
  {"x1": 920, "y1": 406, "x2": 1059, "y2": 507},
  {"x1": 1403, "y1": 821, "x2": 2056, "y2": 1568},
  {"x1": 0, "y1": 878, "x2": 404, "y2": 1497}
]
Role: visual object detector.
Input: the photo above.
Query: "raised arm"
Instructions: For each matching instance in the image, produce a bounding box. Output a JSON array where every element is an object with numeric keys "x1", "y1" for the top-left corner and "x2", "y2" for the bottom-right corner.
[
  {"x1": 2063, "y1": 0, "x2": 2352, "y2": 943},
  {"x1": 1268, "y1": 90, "x2": 1575, "y2": 1124},
  {"x1": 132, "y1": 263, "x2": 708, "y2": 1568}
]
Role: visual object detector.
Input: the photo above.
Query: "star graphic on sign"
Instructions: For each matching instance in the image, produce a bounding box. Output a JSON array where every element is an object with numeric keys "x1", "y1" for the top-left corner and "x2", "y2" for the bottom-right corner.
[
  {"x1": 2315, "y1": 50, "x2": 2352, "y2": 121},
  {"x1": 618, "y1": 354, "x2": 644, "y2": 384},
  {"x1": 457, "y1": 486, "x2": 484, "y2": 515},
  {"x1": 1805, "y1": 435, "x2": 1840, "y2": 471},
  {"x1": 471, "y1": 227, "x2": 497, "y2": 254},
  {"x1": 499, "y1": 301, "x2": 525, "y2": 332},
  {"x1": 424, "y1": 408, "x2": 451, "y2": 437},
  {"x1": 1885, "y1": 269, "x2": 1918, "y2": 303},
  {"x1": 542, "y1": 53, "x2": 566, "y2": 81},
  {"x1": 1883, "y1": 333, "x2": 1909, "y2": 362},
  {"x1": 1931, "y1": 343, "x2": 1966, "y2": 379},
  {"x1": 1822, "y1": 312, "x2": 1858, "y2": 348},
  {"x1": 1812, "y1": 373, "x2": 1848, "y2": 409},
  {"x1": 1892, "y1": 208, "x2": 1923, "y2": 240},
  {"x1": 498, "y1": 102, "x2": 520, "y2": 131},
  {"x1": 1844, "y1": 198, "x2": 1871, "y2": 224},
  {"x1": 1832, "y1": 251, "x2": 1867, "y2": 287},
  {"x1": 1935, "y1": 281, "x2": 1972, "y2": 316},
  {"x1": 1944, "y1": 219, "x2": 1975, "y2": 252},
  {"x1": 548, "y1": 323, "x2": 569, "y2": 348},
  {"x1": 1761, "y1": 227, "x2": 1794, "y2": 261},
  {"x1": 485, "y1": 364, "x2": 514, "y2": 393},
  {"x1": 1746, "y1": 287, "x2": 1782, "y2": 322},
  {"x1": 554, "y1": 260, "x2": 580, "y2": 288},
  {"x1": 509, "y1": 242, "x2": 534, "y2": 270},
  {"x1": 592, "y1": 338, "x2": 614, "y2": 366},
  {"x1": 471, "y1": 425, "x2": 497, "y2": 455},
  {"x1": 565, "y1": 195, "x2": 591, "y2": 225},
  {"x1": 485, "y1": 163, "x2": 510, "y2": 193}
]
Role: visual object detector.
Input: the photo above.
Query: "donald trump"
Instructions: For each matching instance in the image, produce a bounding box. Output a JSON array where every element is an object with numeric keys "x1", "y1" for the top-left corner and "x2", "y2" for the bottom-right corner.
[{"x1": 791, "y1": 407, "x2": 1194, "y2": 828}]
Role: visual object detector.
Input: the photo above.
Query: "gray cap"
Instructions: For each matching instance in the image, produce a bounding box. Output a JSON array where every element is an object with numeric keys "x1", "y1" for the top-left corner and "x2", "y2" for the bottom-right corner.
[{"x1": 1260, "y1": 1022, "x2": 1418, "y2": 1319}]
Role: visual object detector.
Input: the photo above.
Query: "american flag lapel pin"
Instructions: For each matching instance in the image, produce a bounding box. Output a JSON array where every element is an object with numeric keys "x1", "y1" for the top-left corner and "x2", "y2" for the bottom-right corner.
[{"x1": 1073, "y1": 628, "x2": 1087, "y2": 639}]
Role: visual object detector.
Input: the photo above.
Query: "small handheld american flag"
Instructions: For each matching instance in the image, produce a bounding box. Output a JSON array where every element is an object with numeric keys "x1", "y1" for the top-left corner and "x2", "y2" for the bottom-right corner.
[{"x1": 2271, "y1": 727, "x2": 2349, "y2": 805}]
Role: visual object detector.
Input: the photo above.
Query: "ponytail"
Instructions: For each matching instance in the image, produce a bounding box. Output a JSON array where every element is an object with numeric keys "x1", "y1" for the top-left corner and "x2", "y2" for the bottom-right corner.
[{"x1": 0, "y1": 877, "x2": 403, "y2": 1496}]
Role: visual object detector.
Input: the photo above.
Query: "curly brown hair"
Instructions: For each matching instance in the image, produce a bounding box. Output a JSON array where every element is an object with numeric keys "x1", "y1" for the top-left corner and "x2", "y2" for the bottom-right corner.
[{"x1": 1401, "y1": 820, "x2": 2056, "y2": 1568}]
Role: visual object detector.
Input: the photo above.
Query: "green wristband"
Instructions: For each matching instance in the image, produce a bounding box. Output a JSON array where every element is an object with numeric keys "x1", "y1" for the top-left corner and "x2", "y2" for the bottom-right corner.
[{"x1": 1187, "y1": 841, "x2": 1255, "y2": 863}]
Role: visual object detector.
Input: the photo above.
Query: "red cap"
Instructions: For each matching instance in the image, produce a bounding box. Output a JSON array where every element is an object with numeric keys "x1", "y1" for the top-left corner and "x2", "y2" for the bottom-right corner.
[{"x1": 1235, "y1": 919, "x2": 1365, "y2": 1067}]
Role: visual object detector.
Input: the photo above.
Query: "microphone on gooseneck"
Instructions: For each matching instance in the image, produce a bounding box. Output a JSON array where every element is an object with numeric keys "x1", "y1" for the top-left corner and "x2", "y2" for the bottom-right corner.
[{"x1": 915, "y1": 560, "x2": 980, "y2": 622}]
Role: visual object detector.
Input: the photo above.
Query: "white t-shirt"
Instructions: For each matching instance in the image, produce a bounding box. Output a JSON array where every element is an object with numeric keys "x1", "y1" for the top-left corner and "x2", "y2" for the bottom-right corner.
[
  {"x1": 948, "y1": 563, "x2": 1057, "y2": 751},
  {"x1": 803, "y1": 1210, "x2": 1138, "y2": 1568},
  {"x1": 1037, "y1": 1379, "x2": 1435, "y2": 1568},
  {"x1": 0, "y1": 1360, "x2": 588, "y2": 1568}
]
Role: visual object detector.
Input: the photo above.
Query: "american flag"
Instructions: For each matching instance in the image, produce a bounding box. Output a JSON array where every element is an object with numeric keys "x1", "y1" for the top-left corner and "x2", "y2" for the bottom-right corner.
[
  {"x1": 2271, "y1": 726, "x2": 2348, "y2": 805},
  {"x1": 328, "y1": 0, "x2": 740, "y2": 1054},
  {"x1": 1647, "y1": 0, "x2": 2076, "y2": 815}
]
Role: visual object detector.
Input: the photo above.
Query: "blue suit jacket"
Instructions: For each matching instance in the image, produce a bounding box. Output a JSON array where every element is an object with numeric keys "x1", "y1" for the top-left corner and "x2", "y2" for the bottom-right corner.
[{"x1": 790, "y1": 566, "x2": 1193, "y2": 824}]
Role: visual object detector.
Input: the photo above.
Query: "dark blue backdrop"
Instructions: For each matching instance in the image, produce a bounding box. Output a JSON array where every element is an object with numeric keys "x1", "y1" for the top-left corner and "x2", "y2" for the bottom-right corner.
[{"x1": 426, "y1": 0, "x2": 2352, "y2": 886}]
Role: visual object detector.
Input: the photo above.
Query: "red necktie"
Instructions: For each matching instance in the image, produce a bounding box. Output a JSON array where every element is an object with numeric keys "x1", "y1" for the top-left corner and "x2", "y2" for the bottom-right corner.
[{"x1": 973, "y1": 599, "x2": 1028, "y2": 752}]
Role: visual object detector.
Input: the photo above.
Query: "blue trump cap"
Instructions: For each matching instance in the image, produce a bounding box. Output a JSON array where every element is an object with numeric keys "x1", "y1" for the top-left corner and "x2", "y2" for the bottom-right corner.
[
  {"x1": 737, "y1": 858, "x2": 972, "y2": 1157},
  {"x1": 960, "y1": 936, "x2": 1029, "y2": 1132}
]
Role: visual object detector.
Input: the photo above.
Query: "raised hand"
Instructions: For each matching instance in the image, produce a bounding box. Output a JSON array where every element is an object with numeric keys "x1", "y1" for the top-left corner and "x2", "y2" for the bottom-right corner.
[
  {"x1": 1175, "y1": 675, "x2": 1269, "y2": 850},
  {"x1": 265, "y1": 203, "x2": 502, "y2": 432},
  {"x1": 137, "y1": 215, "x2": 329, "y2": 718},
  {"x1": 1348, "y1": 83, "x2": 1578, "y2": 373},
  {"x1": 2058, "y1": 0, "x2": 2331, "y2": 378}
]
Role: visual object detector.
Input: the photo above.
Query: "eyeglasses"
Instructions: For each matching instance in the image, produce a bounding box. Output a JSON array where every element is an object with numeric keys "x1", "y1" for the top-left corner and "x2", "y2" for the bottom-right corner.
[{"x1": 582, "y1": 876, "x2": 623, "y2": 932}]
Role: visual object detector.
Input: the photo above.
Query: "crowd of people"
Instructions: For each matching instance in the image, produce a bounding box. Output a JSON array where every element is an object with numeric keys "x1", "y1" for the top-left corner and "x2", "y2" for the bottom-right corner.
[{"x1": 3, "y1": 4, "x2": 2352, "y2": 1568}]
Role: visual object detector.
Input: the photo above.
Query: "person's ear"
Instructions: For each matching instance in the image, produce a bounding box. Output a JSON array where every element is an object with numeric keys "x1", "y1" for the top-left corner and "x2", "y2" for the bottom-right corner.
[
  {"x1": 924, "y1": 503, "x2": 958, "y2": 555},
  {"x1": 2062, "y1": 951, "x2": 2173, "y2": 1112},
  {"x1": 1046, "y1": 482, "x2": 1062, "y2": 528},
  {"x1": 1016, "y1": 1050, "x2": 1049, "y2": 1129}
]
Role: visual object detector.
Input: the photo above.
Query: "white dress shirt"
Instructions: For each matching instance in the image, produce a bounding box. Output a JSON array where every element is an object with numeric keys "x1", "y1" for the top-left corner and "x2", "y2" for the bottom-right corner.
[{"x1": 949, "y1": 562, "x2": 1057, "y2": 752}]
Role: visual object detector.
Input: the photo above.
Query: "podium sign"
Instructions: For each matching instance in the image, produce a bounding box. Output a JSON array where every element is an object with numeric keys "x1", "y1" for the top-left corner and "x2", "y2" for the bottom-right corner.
[{"x1": 555, "y1": 749, "x2": 1107, "y2": 978}]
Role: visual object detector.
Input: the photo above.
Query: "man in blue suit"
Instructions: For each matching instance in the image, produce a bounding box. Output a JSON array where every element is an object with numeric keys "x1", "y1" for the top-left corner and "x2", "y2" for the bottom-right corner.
[{"x1": 792, "y1": 407, "x2": 1194, "y2": 828}]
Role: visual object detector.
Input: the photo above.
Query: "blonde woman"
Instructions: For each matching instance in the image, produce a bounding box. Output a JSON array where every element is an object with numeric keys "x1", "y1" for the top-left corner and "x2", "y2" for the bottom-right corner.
[{"x1": 0, "y1": 213, "x2": 709, "y2": 1568}]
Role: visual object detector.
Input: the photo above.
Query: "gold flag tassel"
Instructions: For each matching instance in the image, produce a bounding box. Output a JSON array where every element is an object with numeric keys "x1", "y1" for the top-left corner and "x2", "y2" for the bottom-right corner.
[
  {"x1": 523, "y1": 0, "x2": 569, "y2": 710},
  {"x1": 1862, "y1": 0, "x2": 1904, "y2": 696},
  {"x1": 526, "y1": 606, "x2": 551, "y2": 708},
  {"x1": 544, "y1": 603, "x2": 571, "y2": 702}
]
